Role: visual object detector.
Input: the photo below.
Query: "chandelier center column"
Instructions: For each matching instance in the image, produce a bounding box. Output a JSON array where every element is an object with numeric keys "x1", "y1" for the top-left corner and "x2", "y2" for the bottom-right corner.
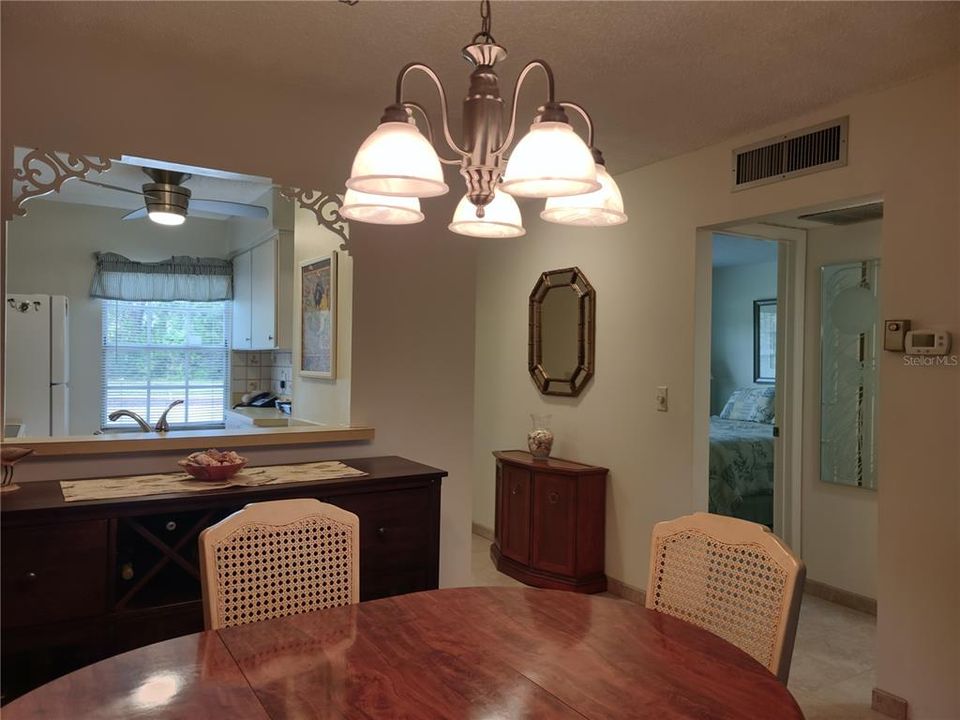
[{"x1": 460, "y1": 43, "x2": 508, "y2": 212}]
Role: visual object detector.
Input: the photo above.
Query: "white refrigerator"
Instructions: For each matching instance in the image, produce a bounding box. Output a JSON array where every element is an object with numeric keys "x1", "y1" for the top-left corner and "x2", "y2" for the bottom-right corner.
[{"x1": 5, "y1": 294, "x2": 70, "y2": 437}]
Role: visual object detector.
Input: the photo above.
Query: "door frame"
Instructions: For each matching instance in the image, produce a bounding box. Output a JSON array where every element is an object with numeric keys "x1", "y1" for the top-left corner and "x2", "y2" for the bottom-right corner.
[{"x1": 693, "y1": 223, "x2": 806, "y2": 552}]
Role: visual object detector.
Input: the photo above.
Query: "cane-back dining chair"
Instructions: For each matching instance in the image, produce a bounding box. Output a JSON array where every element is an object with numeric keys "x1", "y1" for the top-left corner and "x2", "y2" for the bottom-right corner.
[
  {"x1": 646, "y1": 512, "x2": 805, "y2": 683},
  {"x1": 199, "y1": 498, "x2": 360, "y2": 630}
]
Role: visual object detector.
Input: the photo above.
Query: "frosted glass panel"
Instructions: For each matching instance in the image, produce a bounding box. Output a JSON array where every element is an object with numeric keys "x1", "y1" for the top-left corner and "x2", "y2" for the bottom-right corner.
[{"x1": 820, "y1": 259, "x2": 879, "y2": 488}]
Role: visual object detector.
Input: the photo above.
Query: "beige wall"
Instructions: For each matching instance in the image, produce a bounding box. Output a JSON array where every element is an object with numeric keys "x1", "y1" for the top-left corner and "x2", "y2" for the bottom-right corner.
[
  {"x1": 473, "y1": 67, "x2": 959, "y2": 717},
  {"x1": 291, "y1": 207, "x2": 352, "y2": 427},
  {"x1": 5, "y1": 200, "x2": 231, "y2": 435},
  {"x1": 802, "y1": 220, "x2": 881, "y2": 600},
  {"x1": 348, "y1": 214, "x2": 478, "y2": 589}
]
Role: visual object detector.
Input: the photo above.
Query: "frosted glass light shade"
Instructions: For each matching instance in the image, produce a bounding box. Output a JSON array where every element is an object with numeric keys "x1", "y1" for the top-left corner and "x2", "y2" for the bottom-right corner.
[
  {"x1": 340, "y1": 188, "x2": 424, "y2": 225},
  {"x1": 540, "y1": 164, "x2": 628, "y2": 226},
  {"x1": 148, "y1": 210, "x2": 186, "y2": 226},
  {"x1": 448, "y1": 192, "x2": 525, "y2": 238},
  {"x1": 346, "y1": 122, "x2": 448, "y2": 198},
  {"x1": 501, "y1": 121, "x2": 600, "y2": 198}
]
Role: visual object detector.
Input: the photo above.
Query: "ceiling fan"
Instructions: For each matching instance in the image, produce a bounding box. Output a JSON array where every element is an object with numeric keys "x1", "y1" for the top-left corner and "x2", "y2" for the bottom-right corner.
[{"x1": 80, "y1": 168, "x2": 269, "y2": 226}]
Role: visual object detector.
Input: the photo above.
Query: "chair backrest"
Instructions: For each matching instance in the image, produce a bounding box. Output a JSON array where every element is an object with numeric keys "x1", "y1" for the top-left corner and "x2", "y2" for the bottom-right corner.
[
  {"x1": 199, "y1": 498, "x2": 360, "y2": 630},
  {"x1": 646, "y1": 512, "x2": 805, "y2": 683}
]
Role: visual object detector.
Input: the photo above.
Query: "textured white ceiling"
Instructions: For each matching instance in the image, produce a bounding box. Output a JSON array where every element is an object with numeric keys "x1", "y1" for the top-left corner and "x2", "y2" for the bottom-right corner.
[{"x1": 3, "y1": 1, "x2": 958, "y2": 181}]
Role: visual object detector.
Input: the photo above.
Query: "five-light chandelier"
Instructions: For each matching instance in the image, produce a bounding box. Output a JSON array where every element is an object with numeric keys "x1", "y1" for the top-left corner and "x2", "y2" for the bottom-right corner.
[{"x1": 342, "y1": 0, "x2": 627, "y2": 237}]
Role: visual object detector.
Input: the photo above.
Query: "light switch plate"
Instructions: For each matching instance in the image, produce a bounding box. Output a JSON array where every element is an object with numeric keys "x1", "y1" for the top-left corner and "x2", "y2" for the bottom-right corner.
[{"x1": 656, "y1": 386, "x2": 668, "y2": 412}]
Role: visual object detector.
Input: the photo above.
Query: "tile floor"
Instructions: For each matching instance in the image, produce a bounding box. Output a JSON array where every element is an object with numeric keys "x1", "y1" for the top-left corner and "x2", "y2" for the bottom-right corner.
[{"x1": 468, "y1": 534, "x2": 884, "y2": 720}]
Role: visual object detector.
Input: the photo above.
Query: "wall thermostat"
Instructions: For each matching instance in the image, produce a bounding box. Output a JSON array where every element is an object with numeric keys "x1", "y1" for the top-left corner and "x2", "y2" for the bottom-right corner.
[
  {"x1": 884, "y1": 319, "x2": 910, "y2": 352},
  {"x1": 905, "y1": 329, "x2": 951, "y2": 355}
]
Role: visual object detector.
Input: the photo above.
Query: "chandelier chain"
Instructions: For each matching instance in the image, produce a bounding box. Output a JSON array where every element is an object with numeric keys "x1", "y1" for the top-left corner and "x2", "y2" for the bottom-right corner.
[{"x1": 472, "y1": 0, "x2": 496, "y2": 45}]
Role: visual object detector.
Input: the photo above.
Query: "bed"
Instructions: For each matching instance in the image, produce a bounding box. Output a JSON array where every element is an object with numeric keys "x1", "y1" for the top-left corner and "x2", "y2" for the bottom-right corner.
[{"x1": 709, "y1": 387, "x2": 775, "y2": 527}]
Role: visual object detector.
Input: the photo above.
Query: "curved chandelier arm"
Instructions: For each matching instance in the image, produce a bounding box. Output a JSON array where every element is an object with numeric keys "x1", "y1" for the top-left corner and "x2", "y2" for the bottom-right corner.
[
  {"x1": 396, "y1": 63, "x2": 468, "y2": 157},
  {"x1": 558, "y1": 101, "x2": 595, "y2": 148},
  {"x1": 402, "y1": 102, "x2": 463, "y2": 166},
  {"x1": 496, "y1": 59, "x2": 557, "y2": 155}
]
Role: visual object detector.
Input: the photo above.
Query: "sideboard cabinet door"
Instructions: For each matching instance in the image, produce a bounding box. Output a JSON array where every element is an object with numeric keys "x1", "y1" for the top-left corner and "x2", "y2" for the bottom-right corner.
[
  {"x1": 500, "y1": 464, "x2": 531, "y2": 564},
  {"x1": 531, "y1": 473, "x2": 577, "y2": 576},
  {"x1": 1, "y1": 521, "x2": 108, "y2": 628}
]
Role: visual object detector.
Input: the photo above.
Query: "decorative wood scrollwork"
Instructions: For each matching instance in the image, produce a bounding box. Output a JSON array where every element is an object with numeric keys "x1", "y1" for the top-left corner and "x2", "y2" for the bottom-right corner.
[
  {"x1": 278, "y1": 187, "x2": 350, "y2": 251},
  {"x1": 11, "y1": 149, "x2": 112, "y2": 218}
]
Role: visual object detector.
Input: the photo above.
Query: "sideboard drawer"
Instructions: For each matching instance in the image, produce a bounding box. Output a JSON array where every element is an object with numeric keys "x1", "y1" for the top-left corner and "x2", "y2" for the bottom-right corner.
[{"x1": 1, "y1": 520, "x2": 109, "y2": 628}]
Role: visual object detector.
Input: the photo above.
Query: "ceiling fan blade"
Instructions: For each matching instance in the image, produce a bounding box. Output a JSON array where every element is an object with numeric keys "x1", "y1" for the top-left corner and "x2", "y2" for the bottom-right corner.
[
  {"x1": 79, "y1": 179, "x2": 145, "y2": 197},
  {"x1": 190, "y1": 199, "x2": 269, "y2": 219},
  {"x1": 122, "y1": 207, "x2": 149, "y2": 221}
]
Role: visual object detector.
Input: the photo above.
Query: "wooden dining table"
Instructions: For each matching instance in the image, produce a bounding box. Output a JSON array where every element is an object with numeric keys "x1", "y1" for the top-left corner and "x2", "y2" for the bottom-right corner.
[{"x1": 4, "y1": 587, "x2": 803, "y2": 719}]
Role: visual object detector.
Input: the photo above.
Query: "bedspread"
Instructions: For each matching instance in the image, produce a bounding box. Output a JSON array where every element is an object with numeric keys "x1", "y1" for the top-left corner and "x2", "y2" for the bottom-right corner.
[{"x1": 709, "y1": 416, "x2": 774, "y2": 516}]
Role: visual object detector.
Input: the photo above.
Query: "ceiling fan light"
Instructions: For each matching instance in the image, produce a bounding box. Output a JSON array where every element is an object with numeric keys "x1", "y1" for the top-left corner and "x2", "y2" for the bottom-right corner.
[
  {"x1": 148, "y1": 209, "x2": 186, "y2": 226},
  {"x1": 540, "y1": 164, "x2": 628, "y2": 227},
  {"x1": 448, "y1": 192, "x2": 525, "y2": 238},
  {"x1": 340, "y1": 188, "x2": 424, "y2": 225},
  {"x1": 500, "y1": 121, "x2": 600, "y2": 198},
  {"x1": 346, "y1": 122, "x2": 449, "y2": 198}
]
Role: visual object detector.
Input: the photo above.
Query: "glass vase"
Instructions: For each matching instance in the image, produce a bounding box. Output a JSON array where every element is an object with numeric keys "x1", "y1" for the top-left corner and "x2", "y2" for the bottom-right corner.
[{"x1": 527, "y1": 414, "x2": 554, "y2": 459}]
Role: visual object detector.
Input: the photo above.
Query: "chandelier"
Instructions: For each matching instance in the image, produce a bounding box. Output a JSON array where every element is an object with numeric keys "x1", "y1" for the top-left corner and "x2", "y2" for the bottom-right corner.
[{"x1": 342, "y1": 0, "x2": 627, "y2": 237}]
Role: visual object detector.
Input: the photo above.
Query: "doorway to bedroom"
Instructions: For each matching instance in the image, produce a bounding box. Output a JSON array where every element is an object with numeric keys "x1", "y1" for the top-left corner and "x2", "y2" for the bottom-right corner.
[{"x1": 709, "y1": 233, "x2": 781, "y2": 529}]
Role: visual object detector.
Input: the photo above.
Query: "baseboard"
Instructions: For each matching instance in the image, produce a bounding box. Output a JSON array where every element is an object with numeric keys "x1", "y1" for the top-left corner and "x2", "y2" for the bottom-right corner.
[
  {"x1": 805, "y1": 578, "x2": 877, "y2": 616},
  {"x1": 606, "y1": 575, "x2": 646, "y2": 605},
  {"x1": 871, "y1": 688, "x2": 908, "y2": 719},
  {"x1": 472, "y1": 522, "x2": 494, "y2": 541}
]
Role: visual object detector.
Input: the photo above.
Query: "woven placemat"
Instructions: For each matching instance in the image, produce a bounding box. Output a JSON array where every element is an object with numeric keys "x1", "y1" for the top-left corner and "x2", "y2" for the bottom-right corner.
[{"x1": 60, "y1": 461, "x2": 367, "y2": 502}]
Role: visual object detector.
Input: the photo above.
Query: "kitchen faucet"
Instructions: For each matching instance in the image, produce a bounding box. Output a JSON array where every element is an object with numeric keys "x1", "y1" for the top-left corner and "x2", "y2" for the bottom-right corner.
[
  {"x1": 154, "y1": 400, "x2": 185, "y2": 432},
  {"x1": 105, "y1": 400, "x2": 184, "y2": 433},
  {"x1": 107, "y1": 409, "x2": 151, "y2": 432}
]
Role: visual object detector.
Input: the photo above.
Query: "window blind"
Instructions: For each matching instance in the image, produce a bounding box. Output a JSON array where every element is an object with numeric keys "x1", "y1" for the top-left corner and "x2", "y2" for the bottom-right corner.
[{"x1": 101, "y1": 300, "x2": 231, "y2": 430}]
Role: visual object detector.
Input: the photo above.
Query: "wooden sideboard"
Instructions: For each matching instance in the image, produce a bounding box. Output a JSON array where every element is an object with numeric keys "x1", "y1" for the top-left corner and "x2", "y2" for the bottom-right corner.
[
  {"x1": 491, "y1": 450, "x2": 607, "y2": 593},
  {"x1": 0, "y1": 456, "x2": 444, "y2": 702}
]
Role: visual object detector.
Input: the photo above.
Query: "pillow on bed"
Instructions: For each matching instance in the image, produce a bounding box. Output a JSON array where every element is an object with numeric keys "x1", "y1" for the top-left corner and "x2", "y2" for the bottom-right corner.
[{"x1": 719, "y1": 386, "x2": 775, "y2": 424}]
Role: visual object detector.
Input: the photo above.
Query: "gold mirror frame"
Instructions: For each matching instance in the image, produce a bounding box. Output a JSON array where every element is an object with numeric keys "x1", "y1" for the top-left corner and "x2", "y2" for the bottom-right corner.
[{"x1": 528, "y1": 266, "x2": 596, "y2": 397}]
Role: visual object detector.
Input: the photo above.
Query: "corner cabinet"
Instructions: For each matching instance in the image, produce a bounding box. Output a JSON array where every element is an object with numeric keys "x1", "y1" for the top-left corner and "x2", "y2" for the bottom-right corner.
[
  {"x1": 231, "y1": 232, "x2": 294, "y2": 350},
  {"x1": 0, "y1": 456, "x2": 444, "y2": 703},
  {"x1": 492, "y1": 450, "x2": 607, "y2": 593}
]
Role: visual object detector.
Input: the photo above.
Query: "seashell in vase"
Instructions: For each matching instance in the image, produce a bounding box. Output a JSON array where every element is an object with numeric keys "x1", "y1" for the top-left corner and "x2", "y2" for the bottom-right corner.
[{"x1": 527, "y1": 414, "x2": 554, "y2": 459}]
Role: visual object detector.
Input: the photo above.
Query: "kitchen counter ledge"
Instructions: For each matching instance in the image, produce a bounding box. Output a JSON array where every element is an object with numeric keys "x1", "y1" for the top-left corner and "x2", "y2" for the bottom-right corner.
[{"x1": 6, "y1": 424, "x2": 375, "y2": 458}]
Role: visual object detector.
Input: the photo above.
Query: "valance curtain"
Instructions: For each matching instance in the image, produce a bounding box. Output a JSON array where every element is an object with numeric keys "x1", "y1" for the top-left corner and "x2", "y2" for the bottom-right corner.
[{"x1": 90, "y1": 252, "x2": 233, "y2": 302}]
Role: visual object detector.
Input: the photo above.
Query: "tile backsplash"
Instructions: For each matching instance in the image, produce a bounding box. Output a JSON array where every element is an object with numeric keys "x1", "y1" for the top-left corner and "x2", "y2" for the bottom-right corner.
[{"x1": 231, "y1": 350, "x2": 293, "y2": 405}]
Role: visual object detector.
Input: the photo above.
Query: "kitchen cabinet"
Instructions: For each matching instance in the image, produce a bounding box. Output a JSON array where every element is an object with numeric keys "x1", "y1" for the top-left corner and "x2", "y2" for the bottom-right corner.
[
  {"x1": 250, "y1": 239, "x2": 277, "y2": 347},
  {"x1": 491, "y1": 450, "x2": 607, "y2": 593},
  {"x1": 231, "y1": 233, "x2": 294, "y2": 350},
  {"x1": 0, "y1": 456, "x2": 444, "y2": 702},
  {"x1": 231, "y1": 249, "x2": 253, "y2": 349}
]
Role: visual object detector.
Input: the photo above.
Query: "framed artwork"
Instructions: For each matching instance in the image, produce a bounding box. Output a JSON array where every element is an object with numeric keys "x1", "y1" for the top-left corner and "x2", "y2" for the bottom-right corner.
[
  {"x1": 753, "y1": 298, "x2": 776, "y2": 383},
  {"x1": 299, "y1": 252, "x2": 337, "y2": 379}
]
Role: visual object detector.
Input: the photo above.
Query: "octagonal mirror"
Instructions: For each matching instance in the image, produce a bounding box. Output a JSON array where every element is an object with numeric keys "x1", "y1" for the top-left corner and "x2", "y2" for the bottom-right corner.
[{"x1": 528, "y1": 267, "x2": 596, "y2": 397}]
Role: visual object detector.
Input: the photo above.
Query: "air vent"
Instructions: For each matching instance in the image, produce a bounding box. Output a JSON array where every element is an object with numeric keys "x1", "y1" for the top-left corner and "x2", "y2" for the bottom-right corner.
[
  {"x1": 798, "y1": 201, "x2": 883, "y2": 226},
  {"x1": 732, "y1": 117, "x2": 848, "y2": 191}
]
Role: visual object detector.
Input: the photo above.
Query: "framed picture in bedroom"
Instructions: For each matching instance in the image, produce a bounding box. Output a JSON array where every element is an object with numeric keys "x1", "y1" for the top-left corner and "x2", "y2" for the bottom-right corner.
[
  {"x1": 753, "y1": 298, "x2": 776, "y2": 383},
  {"x1": 299, "y1": 252, "x2": 337, "y2": 379}
]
